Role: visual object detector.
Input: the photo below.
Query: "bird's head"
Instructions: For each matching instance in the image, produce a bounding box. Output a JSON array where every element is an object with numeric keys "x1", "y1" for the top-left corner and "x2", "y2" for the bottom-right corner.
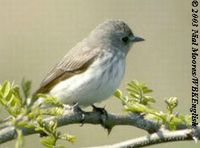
[{"x1": 88, "y1": 19, "x2": 144, "y2": 54}]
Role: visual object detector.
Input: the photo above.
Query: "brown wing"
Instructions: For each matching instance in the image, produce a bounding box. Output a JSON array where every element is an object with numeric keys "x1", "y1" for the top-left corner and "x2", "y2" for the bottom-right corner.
[{"x1": 35, "y1": 42, "x2": 99, "y2": 94}]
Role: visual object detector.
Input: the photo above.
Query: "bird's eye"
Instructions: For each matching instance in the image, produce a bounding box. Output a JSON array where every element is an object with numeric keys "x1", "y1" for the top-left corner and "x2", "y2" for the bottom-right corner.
[{"x1": 122, "y1": 36, "x2": 129, "y2": 43}]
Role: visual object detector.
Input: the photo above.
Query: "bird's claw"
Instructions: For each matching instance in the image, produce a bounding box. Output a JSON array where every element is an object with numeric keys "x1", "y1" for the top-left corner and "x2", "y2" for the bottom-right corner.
[
  {"x1": 92, "y1": 105, "x2": 108, "y2": 118},
  {"x1": 72, "y1": 103, "x2": 86, "y2": 126},
  {"x1": 92, "y1": 105, "x2": 112, "y2": 134}
]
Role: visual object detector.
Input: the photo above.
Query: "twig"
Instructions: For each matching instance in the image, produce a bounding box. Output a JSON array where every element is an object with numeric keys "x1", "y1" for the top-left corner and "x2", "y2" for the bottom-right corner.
[{"x1": 91, "y1": 128, "x2": 200, "y2": 148}]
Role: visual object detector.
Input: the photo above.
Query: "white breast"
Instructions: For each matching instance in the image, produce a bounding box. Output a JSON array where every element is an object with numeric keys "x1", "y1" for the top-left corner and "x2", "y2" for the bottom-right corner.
[{"x1": 50, "y1": 51, "x2": 125, "y2": 106}]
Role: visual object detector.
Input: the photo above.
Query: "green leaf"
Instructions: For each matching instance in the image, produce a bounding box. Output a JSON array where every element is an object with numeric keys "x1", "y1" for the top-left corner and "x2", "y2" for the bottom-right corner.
[
  {"x1": 125, "y1": 102, "x2": 147, "y2": 113},
  {"x1": 60, "y1": 133, "x2": 76, "y2": 143},
  {"x1": 37, "y1": 94, "x2": 63, "y2": 107},
  {"x1": 142, "y1": 96, "x2": 156, "y2": 104},
  {"x1": 129, "y1": 93, "x2": 140, "y2": 99},
  {"x1": 48, "y1": 121, "x2": 58, "y2": 133},
  {"x1": 127, "y1": 87, "x2": 140, "y2": 95},
  {"x1": 40, "y1": 135, "x2": 56, "y2": 148},
  {"x1": 0, "y1": 81, "x2": 23, "y2": 116},
  {"x1": 13, "y1": 86, "x2": 23, "y2": 105},
  {"x1": 165, "y1": 97, "x2": 178, "y2": 114},
  {"x1": 145, "y1": 113, "x2": 163, "y2": 122},
  {"x1": 39, "y1": 107, "x2": 64, "y2": 116},
  {"x1": 1, "y1": 81, "x2": 11, "y2": 98},
  {"x1": 21, "y1": 78, "x2": 31, "y2": 98},
  {"x1": 126, "y1": 80, "x2": 155, "y2": 105},
  {"x1": 142, "y1": 87, "x2": 153, "y2": 94},
  {"x1": 16, "y1": 120, "x2": 35, "y2": 129}
]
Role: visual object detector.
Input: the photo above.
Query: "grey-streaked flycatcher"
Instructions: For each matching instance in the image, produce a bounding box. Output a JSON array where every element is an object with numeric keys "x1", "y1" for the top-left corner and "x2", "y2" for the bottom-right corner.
[{"x1": 35, "y1": 19, "x2": 144, "y2": 106}]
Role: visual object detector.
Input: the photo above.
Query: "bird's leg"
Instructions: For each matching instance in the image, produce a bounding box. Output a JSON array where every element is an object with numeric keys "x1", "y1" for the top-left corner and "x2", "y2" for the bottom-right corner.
[
  {"x1": 92, "y1": 104, "x2": 108, "y2": 118},
  {"x1": 72, "y1": 102, "x2": 86, "y2": 126},
  {"x1": 91, "y1": 105, "x2": 112, "y2": 133}
]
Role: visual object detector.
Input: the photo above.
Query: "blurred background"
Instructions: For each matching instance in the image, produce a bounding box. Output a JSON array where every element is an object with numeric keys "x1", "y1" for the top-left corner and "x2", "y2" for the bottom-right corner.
[{"x1": 0, "y1": 0, "x2": 199, "y2": 147}]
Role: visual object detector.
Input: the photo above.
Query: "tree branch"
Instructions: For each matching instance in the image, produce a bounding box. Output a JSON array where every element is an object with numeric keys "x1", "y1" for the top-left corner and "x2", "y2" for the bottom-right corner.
[
  {"x1": 0, "y1": 106, "x2": 199, "y2": 147},
  {"x1": 91, "y1": 128, "x2": 200, "y2": 148}
]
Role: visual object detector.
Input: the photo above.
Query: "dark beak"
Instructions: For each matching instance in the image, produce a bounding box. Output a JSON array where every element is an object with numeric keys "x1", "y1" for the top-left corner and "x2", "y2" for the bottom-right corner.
[{"x1": 130, "y1": 36, "x2": 145, "y2": 42}]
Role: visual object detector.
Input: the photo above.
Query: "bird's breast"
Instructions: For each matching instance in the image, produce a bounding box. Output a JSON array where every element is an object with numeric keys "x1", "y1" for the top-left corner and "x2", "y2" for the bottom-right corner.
[{"x1": 50, "y1": 51, "x2": 126, "y2": 106}]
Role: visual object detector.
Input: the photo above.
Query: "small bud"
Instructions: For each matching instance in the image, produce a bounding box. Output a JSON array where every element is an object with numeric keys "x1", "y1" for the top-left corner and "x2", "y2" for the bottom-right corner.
[{"x1": 114, "y1": 89, "x2": 122, "y2": 98}]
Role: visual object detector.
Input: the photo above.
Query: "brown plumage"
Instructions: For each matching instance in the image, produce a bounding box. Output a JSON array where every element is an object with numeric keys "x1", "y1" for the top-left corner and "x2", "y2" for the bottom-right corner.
[{"x1": 35, "y1": 41, "x2": 99, "y2": 94}]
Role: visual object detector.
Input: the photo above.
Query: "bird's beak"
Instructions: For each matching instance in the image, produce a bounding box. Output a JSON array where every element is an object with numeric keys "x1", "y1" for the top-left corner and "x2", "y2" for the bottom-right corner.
[{"x1": 129, "y1": 36, "x2": 145, "y2": 42}]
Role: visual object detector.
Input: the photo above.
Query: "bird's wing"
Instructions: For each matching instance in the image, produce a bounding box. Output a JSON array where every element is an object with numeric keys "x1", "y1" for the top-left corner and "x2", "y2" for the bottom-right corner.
[{"x1": 35, "y1": 43, "x2": 99, "y2": 94}]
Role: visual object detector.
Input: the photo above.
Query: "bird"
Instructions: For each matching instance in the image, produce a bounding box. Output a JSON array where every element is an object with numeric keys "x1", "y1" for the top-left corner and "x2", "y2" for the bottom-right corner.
[{"x1": 34, "y1": 19, "x2": 144, "y2": 107}]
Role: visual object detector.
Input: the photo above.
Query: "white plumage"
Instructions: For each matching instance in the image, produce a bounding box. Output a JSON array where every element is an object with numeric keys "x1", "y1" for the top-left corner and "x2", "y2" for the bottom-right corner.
[{"x1": 50, "y1": 50, "x2": 125, "y2": 106}]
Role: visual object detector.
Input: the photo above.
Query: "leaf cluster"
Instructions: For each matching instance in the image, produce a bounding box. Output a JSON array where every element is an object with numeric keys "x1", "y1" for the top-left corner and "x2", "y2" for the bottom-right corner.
[
  {"x1": 114, "y1": 80, "x2": 191, "y2": 130},
  {"x1": 0, "y1": 80, "x2": 75, "y2": 148}
]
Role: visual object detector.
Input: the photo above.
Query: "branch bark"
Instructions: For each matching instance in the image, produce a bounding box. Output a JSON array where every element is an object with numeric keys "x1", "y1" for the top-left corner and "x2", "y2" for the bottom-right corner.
[{"x1": 0, "y1": 106, "x2": 199, "y2": 148}]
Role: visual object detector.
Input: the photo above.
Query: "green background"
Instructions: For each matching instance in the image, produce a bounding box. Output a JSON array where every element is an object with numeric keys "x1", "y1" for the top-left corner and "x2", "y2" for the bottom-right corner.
[{"x1": 0, "y1": 0, "x2": 199, "y2": 147}]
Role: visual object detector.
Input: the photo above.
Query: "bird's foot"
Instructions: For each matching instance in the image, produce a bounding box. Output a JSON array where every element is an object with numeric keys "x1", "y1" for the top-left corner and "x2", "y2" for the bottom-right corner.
[
  {"x1": 72, "y1": 103, "x2": 86, "y2": 126},
  {"x1": 92, "y1": 105, "x2": 108, "y2": 119},
  {"x1": 92, "y1": 105, "x2": 112, "y2": 134}
]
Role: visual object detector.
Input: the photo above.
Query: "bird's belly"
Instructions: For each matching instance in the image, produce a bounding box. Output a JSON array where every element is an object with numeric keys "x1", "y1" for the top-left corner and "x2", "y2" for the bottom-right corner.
[{"x1": 50, "y1": 58, "x2": 125, "y2": 106}]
